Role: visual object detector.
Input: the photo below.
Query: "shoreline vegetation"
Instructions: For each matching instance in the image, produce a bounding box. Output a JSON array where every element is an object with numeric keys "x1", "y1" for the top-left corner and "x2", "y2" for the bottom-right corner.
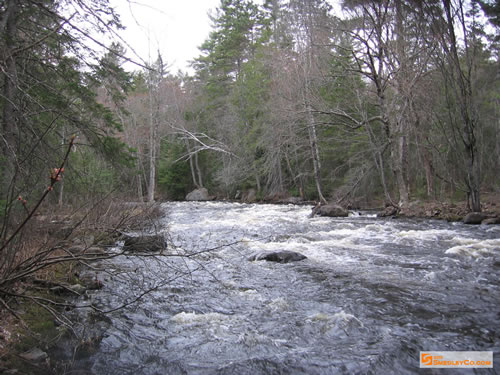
[
  {"x1": 0, "y1": 194, "x2": 499, "y2": 373},
  {"x1": 185, "y1": 190, "x2": 500, "y2": 223},
  {"x1": 0, "y1": 201, "x2": 163, "y2": 374}
]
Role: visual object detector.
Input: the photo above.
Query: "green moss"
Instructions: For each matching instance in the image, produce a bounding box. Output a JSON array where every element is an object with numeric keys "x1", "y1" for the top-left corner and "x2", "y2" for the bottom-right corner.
[
  {"x1": 50, "y1": 262, "x2": 79, "y2": 285},
  {"x1": 14, "y1": 302, "x2": 58, "y2": 352}
]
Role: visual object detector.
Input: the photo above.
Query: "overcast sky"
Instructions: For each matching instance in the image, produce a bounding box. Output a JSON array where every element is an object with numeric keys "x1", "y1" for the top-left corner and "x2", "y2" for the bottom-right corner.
[
  {"x1": 109, "y1": 0, "x2": 340, "y2": 75},
  {"x1": 110, "y1": 0, "x2": 222, "y2": 74}
]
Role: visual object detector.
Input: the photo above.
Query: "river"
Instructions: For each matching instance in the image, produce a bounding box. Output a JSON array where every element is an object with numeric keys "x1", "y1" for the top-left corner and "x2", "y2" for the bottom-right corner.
[{"x1": 62, "y1": 202, "x2": 499, "y2": 374}]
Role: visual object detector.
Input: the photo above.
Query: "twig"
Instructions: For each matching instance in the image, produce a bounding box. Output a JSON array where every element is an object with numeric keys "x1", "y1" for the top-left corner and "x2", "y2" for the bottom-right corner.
[{"x1": 0, "y1": 136, "x2": 75, "y2": 254}]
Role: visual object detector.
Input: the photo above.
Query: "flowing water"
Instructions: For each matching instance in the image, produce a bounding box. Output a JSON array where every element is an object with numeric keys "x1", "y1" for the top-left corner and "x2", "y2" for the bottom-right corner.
[{"x1": 64, "y1": 202, "x2": 499, "y2": 374}]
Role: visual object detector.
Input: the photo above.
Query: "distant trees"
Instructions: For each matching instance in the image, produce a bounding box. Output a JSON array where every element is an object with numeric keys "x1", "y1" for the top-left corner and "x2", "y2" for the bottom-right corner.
[
  {"x1": 134, "y1": 0, "x2": 496, "y2": 209},
  {"x1": 4, "y1": 0, "x2": 492, "y2": 208},
  {"x1": 0, "y1": 0, "x2": 495, "y2": 250},
  {"x1": 337, "y1": 1, "x2": 432, "y2": 209},
  {"x1": 92, "y1": 0, "x2": 497, "y2": 209}
]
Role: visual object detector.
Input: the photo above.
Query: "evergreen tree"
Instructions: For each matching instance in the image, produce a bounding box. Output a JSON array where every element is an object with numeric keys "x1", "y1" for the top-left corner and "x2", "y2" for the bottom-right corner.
[{"x1": 0, "y1": 0, "x2": 131, "y2": 229}]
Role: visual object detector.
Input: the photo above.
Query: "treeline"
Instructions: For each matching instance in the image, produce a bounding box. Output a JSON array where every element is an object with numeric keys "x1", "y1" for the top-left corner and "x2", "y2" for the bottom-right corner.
[
  {"x1": 119, "y1": 0, "x2": 499, "y2": 211},
  {"x1": 1, "y1": 0, "x2": 499, "y2": 225}
]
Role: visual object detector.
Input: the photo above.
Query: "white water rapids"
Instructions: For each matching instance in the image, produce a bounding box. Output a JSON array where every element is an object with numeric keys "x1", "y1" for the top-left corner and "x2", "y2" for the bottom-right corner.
[{"x1": 60, "y1": 202, "x2": 499, "y2": 374}]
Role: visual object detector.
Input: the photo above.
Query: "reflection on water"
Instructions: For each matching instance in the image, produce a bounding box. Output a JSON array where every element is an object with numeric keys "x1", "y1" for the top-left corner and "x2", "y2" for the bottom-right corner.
[{"x1": 61, "y1": 202, "x2": 499, "y2": 374}]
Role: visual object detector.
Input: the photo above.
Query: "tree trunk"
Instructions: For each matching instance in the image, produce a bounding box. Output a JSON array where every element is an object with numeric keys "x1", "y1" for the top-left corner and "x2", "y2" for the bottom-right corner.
[
  {"x1": 365, "y1": 124, "x2": 394, "y2": 206},
  {"x1": 58, "y1": 128, "x2": 65, "y2": 207},
  {"x1": 277, "y1": 150, "x2": 283, "y2": 193},
  {"x1": 254, "y1": 167, "x2": 261, "y2": 192},
  {"x1": 441, "y1": 0, "x2": 481, "y2": 212},
  {"x1": 393, "y1": 1, "x2": 410, "y2": 210},
  {"x1": 194, "y1": 149, "x2": 203, "y2": 188},
  {"x1": 147, "y1": 88, "x2": 156, "y2": 203},
  {"x1": 136, "y1": 157, "x2": 144, "y2": 202},
  {"x1": 1, "y1": 0, "x2": 19, "y2": 200},
  {"x1": 466, "y1": 142, "x2": 481, "y2": 212},
  {"x1": 391, "y1": 125, "x2": 410, "y2": 209},
  {"x1": 303, "y1": 65, "x2": 326, "y2": 204},
  {"x1": 186, "y1": 140, "x2": 200, "y2": 188},
  {"x1": 423, "y1": 150, "x2": 435, "y2": 198},
  {"x1": 306, "y1": 108, "x2": 327, "y2": 204}
]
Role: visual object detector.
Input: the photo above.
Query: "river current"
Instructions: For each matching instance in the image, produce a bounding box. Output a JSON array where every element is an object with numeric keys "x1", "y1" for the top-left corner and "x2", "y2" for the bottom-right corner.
[{"x1": 65, "y1": 202, "x2": 499, "y2": 374}]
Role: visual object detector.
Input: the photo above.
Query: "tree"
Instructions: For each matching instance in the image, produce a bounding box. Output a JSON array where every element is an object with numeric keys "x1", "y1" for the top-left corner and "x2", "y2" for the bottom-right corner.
[
  {"x1": 190, "y1": 0, "x2": 268, "y2": 194},
  {"x1": 337, "y1": 1, "x2": 440, "y2": 209},
  {"x1": 427, "y1": 0, "x2": 488, "y2": 211},
  {"x1": 0, "y1": 0, "x2": 137, "y2": 314},
  {"x1": 286, "y1": 0, "x2": 334, "y2": 204},
  {"x1": 146, "y1": 54, "x2": 168, "y2": 202}
]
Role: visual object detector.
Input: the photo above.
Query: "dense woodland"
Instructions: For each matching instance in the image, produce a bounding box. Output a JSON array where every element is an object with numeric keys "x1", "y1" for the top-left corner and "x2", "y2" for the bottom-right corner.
[
  {"x1": 125, "y1": 0, "x2": 499, "y2": 213},
  {"x1": 1, "y1": 0, "x2": 499, "y2": 226}
]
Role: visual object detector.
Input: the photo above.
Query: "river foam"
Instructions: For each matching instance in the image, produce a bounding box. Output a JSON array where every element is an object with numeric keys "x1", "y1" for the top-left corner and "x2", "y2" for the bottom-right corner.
[{"x1": 60, "y1": 201, "x2": 500, "y2": 374}]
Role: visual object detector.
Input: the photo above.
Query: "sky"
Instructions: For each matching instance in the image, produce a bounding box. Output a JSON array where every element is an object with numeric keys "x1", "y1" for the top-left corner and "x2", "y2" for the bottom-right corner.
[
  {"x1": 110, "y1": 0, "x2": 222, "y2": 74},
  {"x1": 108, "y1": 0, "x2": 341, "y2": 75}
]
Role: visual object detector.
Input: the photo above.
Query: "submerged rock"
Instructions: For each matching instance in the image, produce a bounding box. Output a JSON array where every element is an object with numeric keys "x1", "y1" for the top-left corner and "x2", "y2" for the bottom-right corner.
[
  {"x1": 186, "y1": 188, "x2": 210, "y2": 201},
  {"x1": 248, "y1": 250, "x2": 307, "y2": 263},
  {"x1": 281, "y1": 196, "x2": 304, "y2": 204},
  {"x1": 123, "y1": 234, "x2": 166, "y2": 252}
]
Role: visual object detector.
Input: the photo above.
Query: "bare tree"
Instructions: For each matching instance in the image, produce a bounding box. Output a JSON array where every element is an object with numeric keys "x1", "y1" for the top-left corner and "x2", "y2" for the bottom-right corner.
[
  {"x1": 338, "y1": 0, "x2": 436, "y2": 209},
  {"x1": 428, "y1": 0, "x2": 484, "y2": 211}
]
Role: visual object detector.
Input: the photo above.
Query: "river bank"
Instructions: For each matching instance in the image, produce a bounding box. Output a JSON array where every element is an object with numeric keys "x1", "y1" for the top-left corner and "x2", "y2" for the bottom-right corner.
[
  {"x1": 0, "y1": 202, "x2": 163, "y2": 374},
  {"x1": 204, "y1": 190, "x2": 500, "y2": 223},
  {"x1": 381, "y1": 193, "x2": 500, "y2": 222}
]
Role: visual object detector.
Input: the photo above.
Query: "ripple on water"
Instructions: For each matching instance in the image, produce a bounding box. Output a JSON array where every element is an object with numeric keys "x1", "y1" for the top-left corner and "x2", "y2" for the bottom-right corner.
[
  {"x1": 59, "y1": 202, "x2": 500, "y2": 374},
  {"x1": 445, "y1": 238, "x2": 500, "y2": 258},
  {"x1": 170, "y1": 311, "x2": 228, "y2": 325}
]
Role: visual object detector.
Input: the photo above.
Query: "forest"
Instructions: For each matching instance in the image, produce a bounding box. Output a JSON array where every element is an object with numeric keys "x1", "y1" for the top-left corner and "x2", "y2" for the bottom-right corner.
[
  {"x1": 0, "y1": 0, "x2": 499, "y2": 371},
  {"x1": 114, "y1": 0, "x2": 499, "y2": 213},
  {"x1": 1, "y1": 0, "x2": 499, "y2": 217}
]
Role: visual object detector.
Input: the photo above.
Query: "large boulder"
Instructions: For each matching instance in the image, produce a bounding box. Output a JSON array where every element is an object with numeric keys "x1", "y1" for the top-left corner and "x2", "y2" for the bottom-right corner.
[
  {"x1": 123, "y1": 234, "x2": 166, "y2": 252},
  {"x1": 248, "y1": 250, "x2": 307, "y2": 263},
  {"x1": 186, "y1": 188, "x2": 210, "y2": 201},
  {"x1": 481, "y1": 217, "x2": 500, "y2": 225},
  {"x1": 317, "y1": 203, "x2": 348, "y2": 217},
  {"x1": 463, "y1": 212, "x2": 490, "y2": 224}
]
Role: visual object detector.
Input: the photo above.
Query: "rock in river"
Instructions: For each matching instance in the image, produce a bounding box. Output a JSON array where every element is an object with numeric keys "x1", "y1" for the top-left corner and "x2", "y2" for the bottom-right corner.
[
  {"x1": 463, "y1": 212, "x2": 490, "y2": 224},
  {"x1": 481, "y1": 217, "x2": 500, "y2": 225},
  {"x1": 248, "y1": 250, "x2": 307, "y2": 263},
  {"x1": 317, "y1": 203, "x2": 349, "y2": 217},
  {"x1": 123, "y1": 234, "x2": 166, "y2": 252},
  {"x1": 186, "y1": 188, "x2": 210, "y2": 201}
]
